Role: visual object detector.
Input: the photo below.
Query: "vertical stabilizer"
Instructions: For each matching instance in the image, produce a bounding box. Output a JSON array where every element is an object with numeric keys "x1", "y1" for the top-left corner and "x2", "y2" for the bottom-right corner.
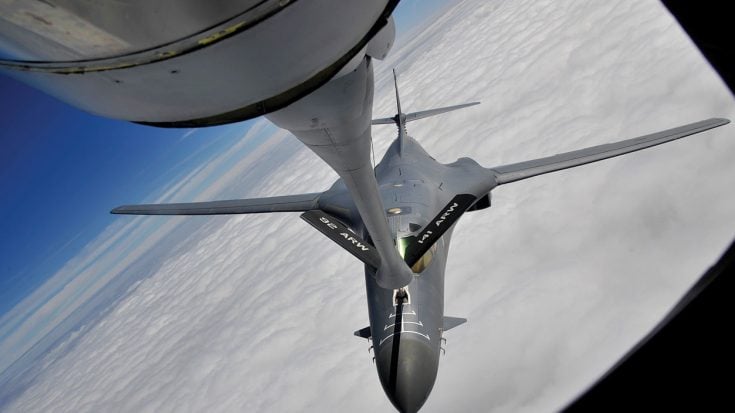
[
  {"x1": 372, "y1": 70, "x2": 480, "y2": 155},
  {"x1": 393, "y1": 68, "x2": 402, "y2": 116},
  {"x1": 393, "y1": 69, "x2": 408, "y2": 156}
]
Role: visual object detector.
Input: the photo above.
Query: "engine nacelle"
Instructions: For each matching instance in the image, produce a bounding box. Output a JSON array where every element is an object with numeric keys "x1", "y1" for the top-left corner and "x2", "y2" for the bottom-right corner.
[{"x1": 0, "y1": 0, "x2": 398, "y2": 127}]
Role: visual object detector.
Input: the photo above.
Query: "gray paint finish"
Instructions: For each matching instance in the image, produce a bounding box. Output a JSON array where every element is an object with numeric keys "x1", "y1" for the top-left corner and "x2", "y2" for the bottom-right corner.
[{"x1": 106, "y1": 14, "x2": 729, "y2": 411}]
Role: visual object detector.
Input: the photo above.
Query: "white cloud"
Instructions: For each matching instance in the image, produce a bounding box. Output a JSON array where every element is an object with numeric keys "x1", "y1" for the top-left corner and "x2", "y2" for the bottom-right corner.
[
  {"x1": 0, "y1": 121, "x2": 295, "y2": 399},
  {"x1": 4, "y1": 0, "x2": 735, "y2": 412}
]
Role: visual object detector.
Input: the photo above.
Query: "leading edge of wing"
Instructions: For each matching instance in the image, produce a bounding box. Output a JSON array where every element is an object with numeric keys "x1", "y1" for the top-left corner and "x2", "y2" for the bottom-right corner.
[
  {"x1": 111, "y1": 193, "x2": 321, "y2": 215},
  {"x1": 488, "y1": 118, "x2": 729, "y2": 185}
]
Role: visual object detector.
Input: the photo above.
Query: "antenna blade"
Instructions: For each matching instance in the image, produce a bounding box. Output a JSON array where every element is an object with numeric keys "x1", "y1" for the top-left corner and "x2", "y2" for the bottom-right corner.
[{"x1": 405, "y1": 102, "x2": 480, "y2": 123}]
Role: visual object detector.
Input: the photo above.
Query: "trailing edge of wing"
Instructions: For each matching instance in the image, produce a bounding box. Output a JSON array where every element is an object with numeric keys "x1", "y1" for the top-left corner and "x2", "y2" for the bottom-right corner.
[
  {"x1": 111, "y1": 193, "x2": 321, "y2": 215},
  {"x1": 488, "y1": 118, "x2": 729, "y2": 185}
]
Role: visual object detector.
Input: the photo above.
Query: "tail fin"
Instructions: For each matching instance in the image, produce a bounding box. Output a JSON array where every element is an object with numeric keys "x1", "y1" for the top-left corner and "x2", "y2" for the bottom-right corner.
[
  {"x1": 393, "y1": 68, "x2": 403, "y2": 121},
  {"x1": 392, "y1": 69, "x2": 408, "y2": 155},
  {"x1": 372, "y1": 69, "x2": 480, "y2": 155}
]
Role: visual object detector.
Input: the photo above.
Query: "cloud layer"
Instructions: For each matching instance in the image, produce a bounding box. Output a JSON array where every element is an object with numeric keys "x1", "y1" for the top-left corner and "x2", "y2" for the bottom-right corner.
[{"x1": 5, "y1": 0, "x2": 735, "y2": 412}]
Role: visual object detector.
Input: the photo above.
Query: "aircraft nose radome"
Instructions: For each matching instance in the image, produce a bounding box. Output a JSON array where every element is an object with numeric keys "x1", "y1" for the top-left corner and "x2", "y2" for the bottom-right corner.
[{"x1": 376, "y1": 336, "x2": 439, "y2": 413}]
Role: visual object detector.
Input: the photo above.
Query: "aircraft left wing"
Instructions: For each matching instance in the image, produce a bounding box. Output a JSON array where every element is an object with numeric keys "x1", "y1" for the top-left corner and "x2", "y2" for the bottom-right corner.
[
  {"x1": 404, "y1": 102, "x2": 480, "y2": 123},
  {"x1": 488, "y1": 118, "x2": 729, "y2": 185},
  {"x1": 111, "y1": 193, "x2": 320, "y2": 215}
]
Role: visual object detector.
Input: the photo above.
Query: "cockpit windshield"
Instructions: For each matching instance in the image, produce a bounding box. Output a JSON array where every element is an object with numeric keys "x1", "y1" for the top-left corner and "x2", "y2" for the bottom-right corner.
[{"x1": 396, "y1": 235, "x2": 437, "y2": 274}]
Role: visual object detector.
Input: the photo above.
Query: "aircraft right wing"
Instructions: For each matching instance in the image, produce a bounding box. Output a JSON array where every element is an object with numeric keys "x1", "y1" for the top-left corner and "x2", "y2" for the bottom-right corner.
[
  {"x1": 488, "y1": 118, "x2": 729, "y2": 185},
  {"x1": 111, "y1": 193, "x2": 321, "y2": 215}
]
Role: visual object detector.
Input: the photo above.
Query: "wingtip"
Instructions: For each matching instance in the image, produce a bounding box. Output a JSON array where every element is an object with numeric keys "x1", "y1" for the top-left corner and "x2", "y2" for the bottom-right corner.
[
  {"x1": 110, "y1": 206, "x2": 130, "y2": 214},
  {"x1": 700, "y1": 117, "x2": 730, "y2": 130},
  {"x1": 715, "y1": 117, "x2": 730, "y2": 125}
]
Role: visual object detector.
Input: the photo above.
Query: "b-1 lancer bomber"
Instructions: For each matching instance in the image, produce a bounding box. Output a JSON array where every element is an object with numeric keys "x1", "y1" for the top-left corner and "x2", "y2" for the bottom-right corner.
[
  {"x1": 113, "y1": 71, "x2": 728, "y2": 412},
  {"x1": 1, "y1": 1, "x2": 729, "y2": 410}
]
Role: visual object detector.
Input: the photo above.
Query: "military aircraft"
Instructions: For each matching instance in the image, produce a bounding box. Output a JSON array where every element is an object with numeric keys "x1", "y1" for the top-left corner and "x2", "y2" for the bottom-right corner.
[
  {"x1": 112, "y1": 70, "x2": 728, "y2": 412},
  {"x1": 1, "y1": 1, "x2": 730, "y2": 411}
]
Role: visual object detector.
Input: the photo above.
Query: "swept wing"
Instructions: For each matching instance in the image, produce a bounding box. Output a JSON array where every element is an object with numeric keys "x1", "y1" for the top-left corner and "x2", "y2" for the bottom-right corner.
[
  {"x1": 111, "y1": 193, "x2": 320, "y2": 215},
  {"x1": 488, "y1": 118, "x2": 729, "y2": 185}
]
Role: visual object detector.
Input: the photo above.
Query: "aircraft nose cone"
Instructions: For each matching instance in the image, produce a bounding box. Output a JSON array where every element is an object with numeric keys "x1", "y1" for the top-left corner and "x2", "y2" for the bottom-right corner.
[{"x1": 376, "y1": 335, "x2": 439, "y2": 413}]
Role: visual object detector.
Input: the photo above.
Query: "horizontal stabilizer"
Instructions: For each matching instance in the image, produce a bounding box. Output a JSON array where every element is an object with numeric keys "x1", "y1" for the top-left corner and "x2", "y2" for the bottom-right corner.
[
  {"x1": 372, "y1": 102, "x2": 480, "y2": 125},
  {"x1": 403, "y1": 194, "x2": 477, "y2": 267},
  {"x1": 371, "y1": 117, "x2": 397, "y2": 125},
  {"x1": 489, "y1": 118, "x2": 729, "y2": 185},
  {"x1": 405, "y1": 102, "x2": 480, "y2": 123},
  {"x1": 443, "y1": 316, "x2": 467, "y2": 331},
  {"x1": 111, "y1": 193, "x2": 320, "y2": 215},
  {"x1": 301, "y1": 210, "x2": 381, "y2": 269},
  {"x1": 354, "y1": 326, "x2": 371, "y2": 339}
]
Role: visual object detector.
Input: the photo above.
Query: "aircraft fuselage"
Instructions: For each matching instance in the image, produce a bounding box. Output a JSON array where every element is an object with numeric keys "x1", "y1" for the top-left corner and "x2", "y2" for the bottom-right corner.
[
  {"x1": 367, "y1": 145, "x2": 450, "y2": 413},
  {"x1": 317, "y1": 134, "x2": 491, "y2": 412}
]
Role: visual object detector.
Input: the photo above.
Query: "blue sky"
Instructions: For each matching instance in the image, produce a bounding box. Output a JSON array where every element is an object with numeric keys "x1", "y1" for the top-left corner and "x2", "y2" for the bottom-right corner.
[
  {"x1": 0, "y1": 78, "x2": 248, "y2": 316},
  {"x1": 392, "y1": 0, "x2": 451, "y2": 35}
]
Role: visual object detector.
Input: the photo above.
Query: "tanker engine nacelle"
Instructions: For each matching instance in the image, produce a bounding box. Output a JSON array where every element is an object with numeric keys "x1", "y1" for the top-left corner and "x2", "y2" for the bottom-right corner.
[{"x1": 0, "y1": 0, "x2": 397, "y2": 127}]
